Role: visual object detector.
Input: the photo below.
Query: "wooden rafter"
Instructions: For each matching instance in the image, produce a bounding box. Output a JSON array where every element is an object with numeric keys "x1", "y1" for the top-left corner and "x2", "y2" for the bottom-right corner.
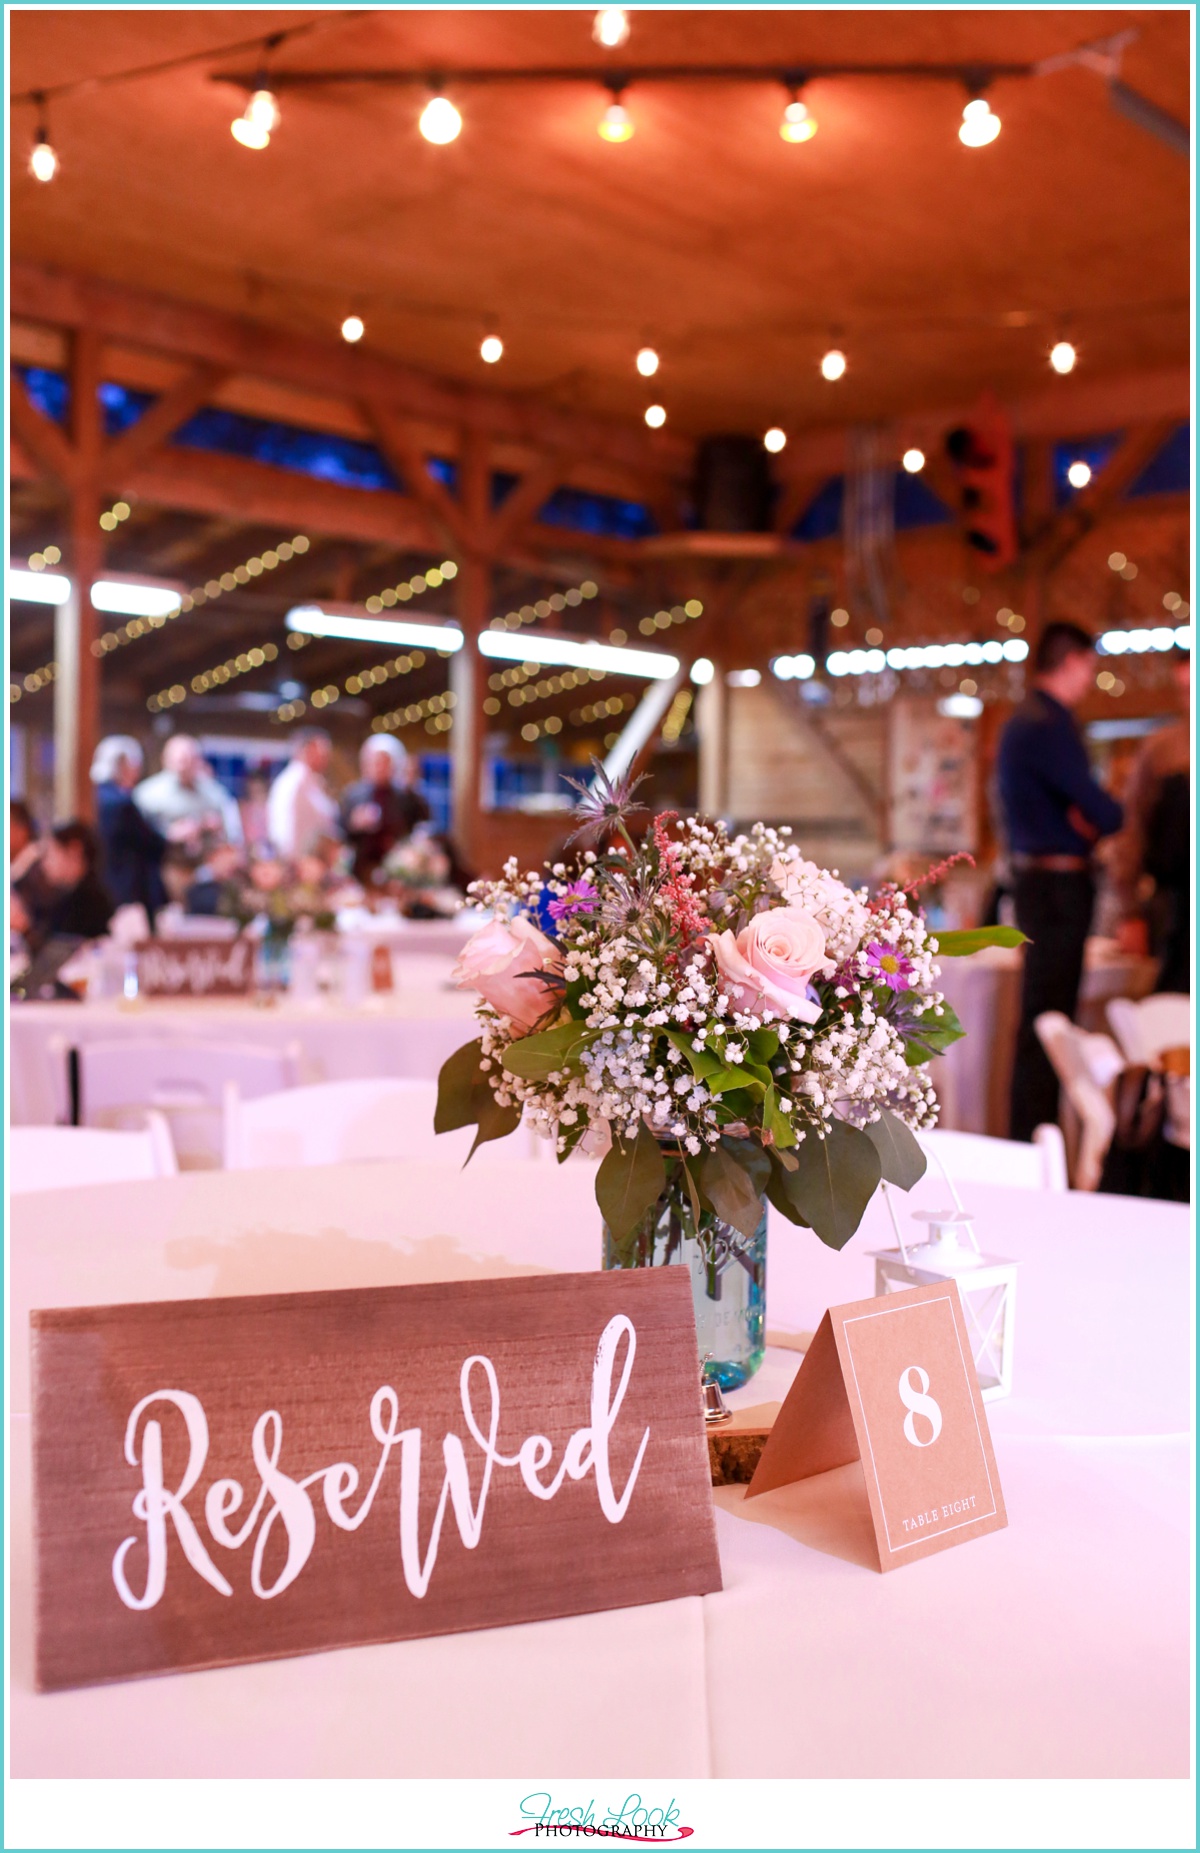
[
  {"x1": 366, "y1": 404, "x2": 472, "y2": 554},
  {"x1": 1026, "y1": 419, "x2": 1180, "y2": 576},
  {"x1": 488, "y1": 452, "x2": 570, "y2": 555},
  {"x1": 10, "y1": 371, "x2": 80, "y2": 487},
  {"x1": 104, "y1": 362, "x2": 230, "y2": 475},
  {"x1": 12, "y1": 262, "x2": 691, "y2": 486}
]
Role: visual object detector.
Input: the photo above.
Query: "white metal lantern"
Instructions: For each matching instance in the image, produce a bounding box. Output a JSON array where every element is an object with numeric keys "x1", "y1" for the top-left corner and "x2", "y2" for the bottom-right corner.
[{"x1": 869, "y1": 1176, "x2": 1018, "y2": 1402}]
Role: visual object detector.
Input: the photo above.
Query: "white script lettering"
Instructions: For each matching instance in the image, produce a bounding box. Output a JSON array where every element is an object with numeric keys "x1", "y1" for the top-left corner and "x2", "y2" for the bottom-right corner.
[{"x1": 111, "y1": 1315, "x2": 652, "y2": 1611}]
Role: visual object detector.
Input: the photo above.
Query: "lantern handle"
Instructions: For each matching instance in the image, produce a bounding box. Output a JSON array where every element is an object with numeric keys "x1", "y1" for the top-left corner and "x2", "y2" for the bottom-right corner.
[
  {"x1": 880, "y1": 1180, "x2": 912, "y2": 1264},
  {"x1": 916, "y1": 1136, "x2": 982, "y2": 1252}
]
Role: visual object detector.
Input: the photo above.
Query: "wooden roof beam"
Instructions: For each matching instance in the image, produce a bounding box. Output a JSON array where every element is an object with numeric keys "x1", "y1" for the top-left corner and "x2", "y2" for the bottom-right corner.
[
  {"x1": 11, "y1": 261, "x2": 693, "y2": 486},
  {"x1": 1025, "y1": 418, "x2": 1181, "y2": 577}
]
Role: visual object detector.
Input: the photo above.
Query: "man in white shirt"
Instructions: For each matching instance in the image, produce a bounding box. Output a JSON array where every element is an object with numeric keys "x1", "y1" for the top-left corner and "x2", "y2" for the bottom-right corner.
[
  {"x1": 267, "y1": 727, "x2": 341, "y2": 858},
  {"x1": 134, "y1": 734, "x2": 243, "y2": 851}
]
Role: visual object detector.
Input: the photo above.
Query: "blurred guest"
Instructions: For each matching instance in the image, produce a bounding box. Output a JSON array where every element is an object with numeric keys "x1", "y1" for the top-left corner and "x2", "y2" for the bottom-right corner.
[
  {"x1": 29, "y1": 821, "x2": 114, "y2": 950},
  {"x1": 340, "y1": 735, "x2": 431, "y2": 884},
  {"x1": 135, "y1": 734, "x2": 243, "y2": 853},
  {"x1": 91, "y1": 735, "x2": 167, "y2": 924},
  {"x1": 10, "y1": 799, "x2": 42, "y2": 884},
  {"x1": 267, "y1": 727, "x2": 340, "y2": 858},
  {"x1": 997, "y1": 621, "x2": 1123, "y2": 1141},
  {"x1": 239, "y1": 769, "x2": 274, "y2": 853},
  {"x1": 1110, "y1": 652, "x2": 1190, "y2": 994},
  {"x1": 184, "y1": 842, "x2": 244, "y2": 916},
  {"x1": 10, "y1": 799, "x2": 52, "y2": 929}
]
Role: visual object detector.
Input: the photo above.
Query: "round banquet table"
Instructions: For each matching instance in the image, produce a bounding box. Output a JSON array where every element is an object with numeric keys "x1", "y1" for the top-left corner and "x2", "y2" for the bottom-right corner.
[
  {"x1": 9, "y1": 1158, "x2": 1188, "y2": 1780},
  {"x1": 8, "y1": 973, "x2": 479, "y2": 1128}
]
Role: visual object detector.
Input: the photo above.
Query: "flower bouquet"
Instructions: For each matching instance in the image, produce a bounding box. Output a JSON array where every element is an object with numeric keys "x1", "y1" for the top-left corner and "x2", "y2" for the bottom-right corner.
[
  {"x1": 437, "y1": 769, "x2": 1023, "y2": 1385},
  {"x1": 375, "y1": 833, "x2": 463, "y2": 917}
]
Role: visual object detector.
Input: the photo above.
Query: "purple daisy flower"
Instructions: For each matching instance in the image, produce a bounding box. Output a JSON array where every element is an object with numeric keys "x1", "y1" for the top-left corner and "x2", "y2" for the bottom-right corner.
[
  {"x1": 548, "y1": 877, "x2": 598, "y2": 922},
  {"x1": 865, "y1": 940, "x2": 914, "y2": 992}
]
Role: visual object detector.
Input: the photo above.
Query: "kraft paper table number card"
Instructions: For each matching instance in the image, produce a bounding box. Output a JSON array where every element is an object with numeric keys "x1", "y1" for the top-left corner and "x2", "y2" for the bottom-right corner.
[
  {"x1": 747, "y1": 1279, "x2": 1006, "y2": 1571},
  {"x1": 30, "y1": 1267, "x2": 722, "y2": 1690}
]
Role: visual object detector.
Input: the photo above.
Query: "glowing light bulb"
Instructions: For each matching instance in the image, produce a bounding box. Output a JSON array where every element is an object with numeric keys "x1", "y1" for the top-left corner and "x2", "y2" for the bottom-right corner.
[
  {"x1": 598, "y1": 100, "x2": 634, "y2": 143},
  {"x1": 420, "y1": 95, "x2": 462, "y2": 144},
  {"x1": 820, "y1": 348, "x2": 847, "y2": 382},
  {"x1": 636, "y1": 346, "x2": 659, "y2": 377},
  {"x1": 902, "y1": 447, "x2": 926, "y2": 473},
  {"x1": 1050, "y1": 340, "x2": 1077, "y2": 375},
  {"x1": 780, "y1": 99, "x2": 817, "y2": 144},
  {"x1": 341, "y1": 315, "x2": 365, "y2": 344},
  {"x1": 593, "y1": 7, "x2": 630, "y2": 48},
  {"x1": 644, "y1": 404, "x2": 666, "y2": 429},
  {"x1": 231, "y1": 108, "x2": 270, "y2": 150},
  {"x1": 246, "y1": 88, "x2": 280, "y2": 134},
  {"x1": 763, "y1": 428, "x2": 787, "y2": 454},
  {"x1": 1067, "y1": 460, "x2": 1092, "y2": 489},
  {"x1": 480, "y1": 334, "x2": 504, "y2": 364},
  {"x1": 29, "y1": 132, "x2": 58, "y2": 182},
  {"x1": 959, "y1": 97, "x2": 1001, "y2": 147}
]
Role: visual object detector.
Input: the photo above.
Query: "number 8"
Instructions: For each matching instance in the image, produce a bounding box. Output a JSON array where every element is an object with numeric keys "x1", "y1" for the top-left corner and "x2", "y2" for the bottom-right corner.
[{"x1": 898, "y1": 1365, "x2": 943, "y2": 1448}]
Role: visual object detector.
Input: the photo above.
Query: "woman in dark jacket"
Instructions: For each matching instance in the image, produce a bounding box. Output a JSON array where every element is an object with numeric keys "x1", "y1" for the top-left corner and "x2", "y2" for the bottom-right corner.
[
  {"x1": 91, "y1": 735, "x2": 167, "y2": 923},
  {"x1": 31, "y1": 820, "x2": 115, "y2": 948}
]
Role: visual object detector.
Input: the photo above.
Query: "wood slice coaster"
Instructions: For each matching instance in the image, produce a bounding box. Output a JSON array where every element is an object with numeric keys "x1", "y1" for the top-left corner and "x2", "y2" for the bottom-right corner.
[{"x1": 708, "y1": 1401, "x2": 782, "y2": 1486}]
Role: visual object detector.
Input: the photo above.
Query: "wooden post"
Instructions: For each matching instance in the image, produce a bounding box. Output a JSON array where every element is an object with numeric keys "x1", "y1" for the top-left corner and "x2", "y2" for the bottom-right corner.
[
  {"x1": 449, "y1": 433, "x2": 495, "y2": 872},
  {"x1": 55, "y1": 329, "x2": 104, "y2": 820},
  {"x1": 696, "y1": 665, "x2": 729, "y2": 820},
  {"x1": 450, "y1": 552, "x2": 492, "y2": 873}
]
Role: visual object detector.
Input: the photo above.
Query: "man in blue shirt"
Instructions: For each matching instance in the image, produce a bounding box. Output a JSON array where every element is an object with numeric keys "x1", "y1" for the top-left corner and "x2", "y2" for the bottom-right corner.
[{"x1": 997, "y1": 622, "x2": 1123, "y2": 1141}]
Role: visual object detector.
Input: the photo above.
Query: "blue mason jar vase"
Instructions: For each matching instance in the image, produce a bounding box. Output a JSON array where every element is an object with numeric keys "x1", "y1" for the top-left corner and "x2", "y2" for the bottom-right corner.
[{"x1": 602, "y1": 1151, "x2": 767, "y2": 1391}]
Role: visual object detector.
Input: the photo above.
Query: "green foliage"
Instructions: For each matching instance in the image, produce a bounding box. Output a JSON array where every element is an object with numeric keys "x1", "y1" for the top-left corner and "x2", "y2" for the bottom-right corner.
[
  {"x1": 769, "y1": 1120, "x2": 882, "y2": 1250},
  {"x1": 467, "y1": 1093, "x2": 523, "y2": 1162},
  {"x1": 434, "y1": 1039, "x2": 488, "y2": 1133},
  {"x1": 862, "y1": 1108, "x2": 928, "y2": 1190},
  {"x1": 502, "y1": 1018, "x2": 596, "y2": 1081},
  {"x1": 931, "y1": 925, "x2": 1029, "y2": 957},
  {"x1": 595, "y1": 1120, "x2": 667, "y2": 1248},
  {"x1": 698, "y1": 1142, "x2": 768, "y2": 1240},
  {"x1": 903, "y1": 1001, "x2": 966, "y2": 1065}
]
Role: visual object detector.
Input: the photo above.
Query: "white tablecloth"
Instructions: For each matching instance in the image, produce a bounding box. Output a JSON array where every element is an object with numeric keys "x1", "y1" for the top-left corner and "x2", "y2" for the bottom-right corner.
[
  {"x1": 10, "y1": 1161, "x2": 1189, "y2": 1779},
  {"x1": 9, "y1": 981, "x2": 479, "y2": 1127}
]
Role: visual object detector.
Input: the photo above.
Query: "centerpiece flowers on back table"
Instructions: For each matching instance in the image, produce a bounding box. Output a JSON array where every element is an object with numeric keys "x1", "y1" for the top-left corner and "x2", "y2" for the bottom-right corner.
[{"x1": 437, "y1": 767, "x2": 1022, "y2": 1387}]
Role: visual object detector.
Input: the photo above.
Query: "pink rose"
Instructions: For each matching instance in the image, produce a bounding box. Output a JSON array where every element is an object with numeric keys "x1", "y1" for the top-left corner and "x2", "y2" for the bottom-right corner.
[
  {"x1": 708, "y1": 906, "x2": 833, "y2": 1023},
  {"x1": 452, "y1": 915, "x2": 563, "y2": 1033}
]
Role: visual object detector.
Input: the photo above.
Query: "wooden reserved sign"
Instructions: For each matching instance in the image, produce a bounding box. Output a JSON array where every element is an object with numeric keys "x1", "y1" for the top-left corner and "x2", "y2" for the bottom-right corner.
[
  {"x1": 748, "y1": 1280, "x2": 1006, "y2": 1570},
  {"x1": 31, "y1": 1268, "x2": 721, "y2": 1690},
  {"x1": 137, "y1": 935, "x2": 252, "y2": 998}
]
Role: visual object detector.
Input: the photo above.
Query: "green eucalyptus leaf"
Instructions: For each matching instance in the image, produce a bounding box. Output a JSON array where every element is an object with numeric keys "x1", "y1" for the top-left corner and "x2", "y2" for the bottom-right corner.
[
  {"x1": 745, "y1": 1027, "x2": 781, "y2": 1063},
  {"x1": 903, "y1": 1001, "x2": 966, "y2": 1066},
  {"x1": 762, "y1": 1080, "x2": 797, "y2": 1149},
  {"x1": 698, "y1": 1143, "x2": 766, "y2": 1240},
  {"x1": 595, "y1": 1120, "x2": 666, "y2": 1244},
  {"x1": 774, "y1": 1120, "x2": 882, "y2": 1250},
  {"x1": 720, "y1": 1134, "x2": 772, "y2": 1197},
  {"x1": 502, "y1": 1019, "x2": 595, "y2": 1081},
  {"x1": 863, "y1": 1108, "x2": 928, "y2": 1190},
  {"x1": 766, "y1": 1152, "x2": 810, "y2": 1225},
  {"x1": 466, "y1": 1093, "x2": 523, "y2": 1163},
  {"x1": 931, "y1": 925, "x2": 1029, "y2": 957},
  {"x1": 434, "y1": 1038, "x2": 488, "y2": 1133}
]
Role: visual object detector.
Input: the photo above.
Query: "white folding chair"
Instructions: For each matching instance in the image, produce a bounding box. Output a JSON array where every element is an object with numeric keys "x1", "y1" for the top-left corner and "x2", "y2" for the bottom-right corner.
[
  {"x1": 1034, "y1": 1012, "x2": 1123, "y2": 1191},
  {"x1": 918, "y1": 1125, "x2": 1068, "y2": 1192},
  {"x1": 79, "y1": 1039, "x2": 300, "y2": 1169},
  {"x1": 9, "y1": 1111, "x2": 178, "y2": 1194},
  {"x1": 1106, "y1": 993, "x2": 1191, "y2": 1069},
  {"x1": 223, "y1": 1076, "x2": 537, "y2": 1170}
]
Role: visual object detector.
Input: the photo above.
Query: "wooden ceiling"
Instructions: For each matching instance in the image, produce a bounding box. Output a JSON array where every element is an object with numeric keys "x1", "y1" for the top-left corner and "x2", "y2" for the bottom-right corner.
[{"x1": 10, "y1": 8, "x2": 1190, "y2": 438}]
